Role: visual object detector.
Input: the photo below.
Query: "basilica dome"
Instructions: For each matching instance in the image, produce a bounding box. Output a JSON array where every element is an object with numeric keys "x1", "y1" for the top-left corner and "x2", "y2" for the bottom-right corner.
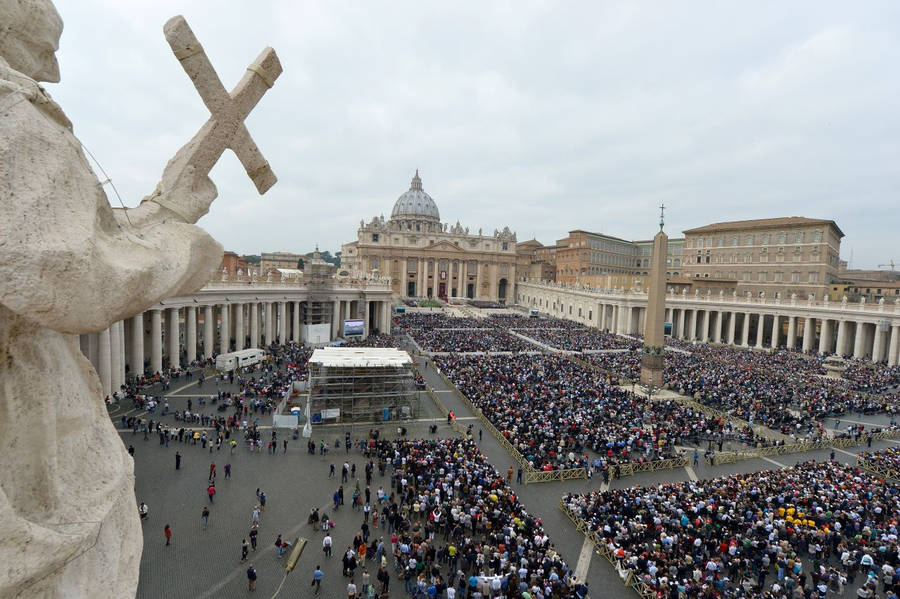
[{"x1": 390, "y1": 170, "x2": 440, "y2": 222}]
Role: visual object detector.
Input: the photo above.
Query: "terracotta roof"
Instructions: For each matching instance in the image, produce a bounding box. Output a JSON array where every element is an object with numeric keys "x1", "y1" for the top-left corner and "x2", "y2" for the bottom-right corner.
[{"x1": 683, "y1": 217, "x2": 844, "y2": 237}]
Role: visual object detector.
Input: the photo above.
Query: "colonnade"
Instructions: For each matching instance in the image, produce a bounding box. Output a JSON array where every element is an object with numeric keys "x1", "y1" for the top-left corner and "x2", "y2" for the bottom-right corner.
[
  {"x1": 518, "y1": 282, "x2": 900, "y2": 367},
  {"x1": 80, "y1": 295, "x2": 394, "y2": 399}
]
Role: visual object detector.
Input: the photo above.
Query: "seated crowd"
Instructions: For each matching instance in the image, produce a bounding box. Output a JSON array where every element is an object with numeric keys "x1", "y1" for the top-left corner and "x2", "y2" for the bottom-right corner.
[
  {"x1": 434, "y1": 355, "x2": 755, "y2": 471},
  {"x1": 564, "y1": 458, "x2": 900, "y2": 599},
  {"x1": 346, "y1": 437, "x2": 580, "y2": 598},
  {"x1": 858, "y1": 445, "x2": 900, "y2": 477}
]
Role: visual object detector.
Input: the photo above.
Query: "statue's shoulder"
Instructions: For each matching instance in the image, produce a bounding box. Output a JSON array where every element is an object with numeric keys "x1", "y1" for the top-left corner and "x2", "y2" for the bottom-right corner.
[{"x1": 0, "y1": 63, "x2": 72, "y2": 130}]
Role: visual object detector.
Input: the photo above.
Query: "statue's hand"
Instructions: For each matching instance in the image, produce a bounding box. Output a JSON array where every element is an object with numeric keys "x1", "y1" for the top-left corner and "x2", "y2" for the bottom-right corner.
[{"x1": 141, "y1": 151, "x2": 218, "y2": 224}]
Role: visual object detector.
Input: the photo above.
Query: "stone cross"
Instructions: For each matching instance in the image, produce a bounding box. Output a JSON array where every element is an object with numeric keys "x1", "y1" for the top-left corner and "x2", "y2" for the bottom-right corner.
[{"x1": 164, "y1": 16, "x2": 282, "y2": 194}]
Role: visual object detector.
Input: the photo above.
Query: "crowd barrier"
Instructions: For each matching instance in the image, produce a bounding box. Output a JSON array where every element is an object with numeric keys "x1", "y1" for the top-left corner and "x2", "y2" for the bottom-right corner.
[
  {"x1": 708, "y1": 429, "x2": 900, "y2": 465},
  {"x1": 559, "y1": 500, "x2": 654, "y2": 599},
  {"x1": 424, "y1": 387, "x2": 467, "y2": 437},
  {"x1": 857, "y1": 455, "x2": 900, "y2": 482}
]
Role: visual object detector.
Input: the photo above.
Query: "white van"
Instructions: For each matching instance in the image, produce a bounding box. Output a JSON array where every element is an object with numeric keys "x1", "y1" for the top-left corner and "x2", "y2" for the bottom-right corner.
[{"x1": 215, "y1": 349, "x2": 265, "y2": 372}]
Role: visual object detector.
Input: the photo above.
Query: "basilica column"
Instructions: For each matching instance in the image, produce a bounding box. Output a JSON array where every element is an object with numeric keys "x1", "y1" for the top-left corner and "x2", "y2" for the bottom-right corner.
[
  {"x1": 852, "y1": 322, "x2": 866, "y2": 359},
  {"x1": 292, "y1": 301, "x2": 301, "y2": 343},
  {"x1": 888, "y1": 325, "x2": 900, "y2": 366},
  {"x1": 168, "y1": 307, "x2": 180, "y2": 368},
  {"x1": 786, "y1": 316, "x2": 796, "y2": 350},
  {"x1": 475, "y1": 262, "x2": 483, "y2": 300},
  {"x1": 250, "y1": 303, "x2": 260, "y2": 348},
  {"x1": 278, "y1": 301, "x2": 287, "y2": 342},
  {"x1": 741, "y1": 311, "x2": 751, "y2": 346},
  {"x1": 150, "y1": 308, "x2": 163, "y2": 374},
  {"x1": 186, "y1": 306, "x2": 197, "y2": 364},
  {"x1": 801, "y1": 317, "x2": 814, "y2": 352},
  {"x1": 204, "y1": 305, "x2": 215, "y2": 358},
  {"x1": 263, "y1": 302, "x2": 273, "y2": 344},
  {"x1": 417, "y1": 258, "x2": 425, "y2": 297},
  {"x1": 234, "y1": 303, "x2": 244, "y2": 350},
  {"x1": 688, "y1": 310, "x2": 698, "y2": 341},
  {"x1": 755, "y1": 314, "x2": 765, "y2": 348},
  {"x1": 835, "y1": 320, "x2": 848, "y2": 356},
  {"x1": 678, "y1": 309, "x2": 686, "y2": 340},
  {"x1": 727, "y1": 312, "x2": 736, "y2": 345},
  {"x1": 98, "y1": 326, "x2": 112, "y2": 398},
  {"x1": 131, "y1": 313, "x2": 144, "y2": 377},
  {"x1": 220, "y1": 303, "x2": 230, "y2": 354}
]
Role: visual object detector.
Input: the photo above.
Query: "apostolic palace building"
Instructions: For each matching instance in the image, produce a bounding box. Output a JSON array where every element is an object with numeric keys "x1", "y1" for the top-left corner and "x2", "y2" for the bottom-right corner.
[{"x1": 341, "y1": 171, "x2": 519, "y2": 303}]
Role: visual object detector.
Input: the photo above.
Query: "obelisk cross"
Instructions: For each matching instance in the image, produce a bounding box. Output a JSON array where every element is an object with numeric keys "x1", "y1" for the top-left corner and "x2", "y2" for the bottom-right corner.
[
  {"x1": 164, "y1": 15, "x2": 282, "y2": 194},
  {"x1": 659, "y1": 203, "x2": 665, "y2": 230}
]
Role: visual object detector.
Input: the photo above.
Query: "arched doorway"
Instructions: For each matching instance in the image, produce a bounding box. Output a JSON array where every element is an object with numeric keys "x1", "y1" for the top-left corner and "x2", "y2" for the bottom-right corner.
[
  {"x1": 466, "y1": 283, "x2": 474, "y2": 299},
  {"x1": 498, "y1": 278, "x2": 507, "y2": 302}
]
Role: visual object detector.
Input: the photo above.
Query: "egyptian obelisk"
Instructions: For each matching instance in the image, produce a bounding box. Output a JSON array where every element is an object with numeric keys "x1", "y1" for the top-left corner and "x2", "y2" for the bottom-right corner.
[{"x1": 640, "y1": 205, "x2": 668, "y2": 386}]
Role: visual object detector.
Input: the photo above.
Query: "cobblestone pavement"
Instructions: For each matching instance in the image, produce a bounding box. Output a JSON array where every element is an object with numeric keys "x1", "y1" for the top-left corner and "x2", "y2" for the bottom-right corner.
[{"x1": 123, "y1": 363, "x2": 900, "y2": 599}]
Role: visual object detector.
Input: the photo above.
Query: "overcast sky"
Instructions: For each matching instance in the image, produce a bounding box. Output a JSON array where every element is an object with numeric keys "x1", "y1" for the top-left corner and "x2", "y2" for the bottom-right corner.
[{"x1": 51, "y1": 1, "x2": 899, "y2": 269}]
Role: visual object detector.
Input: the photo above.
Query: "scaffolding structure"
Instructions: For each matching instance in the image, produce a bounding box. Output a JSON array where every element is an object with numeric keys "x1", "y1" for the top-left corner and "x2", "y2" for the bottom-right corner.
[{"x1": 308, "y1": 348, "x2": 419, "y2": 423}]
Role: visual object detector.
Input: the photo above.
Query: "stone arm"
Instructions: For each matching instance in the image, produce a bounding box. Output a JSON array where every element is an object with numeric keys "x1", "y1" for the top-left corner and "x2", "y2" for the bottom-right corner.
[{"x1": 0, "y1": 80, "x2": 222, "y2": 334}]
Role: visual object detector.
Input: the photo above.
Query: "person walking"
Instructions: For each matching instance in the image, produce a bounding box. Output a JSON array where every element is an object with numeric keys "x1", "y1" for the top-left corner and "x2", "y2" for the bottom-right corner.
[
  {"x1": 323, "y1": 533, "x2": 333, "y2": 557},
  {"x1": 164, "y1": 524, "x2": 172, "y2": 546},
  {"x1": 246, "y1": 563, "x2": 257, "y2": 592},
  {"x1": 241, "y1": 538, "x2": 250, "y2": 562},
  {"x1": 224, "y1": 463, "x2": 231, "y2": 479},
  {"x1": 201, "y1": 506, "x2": 210, "y2": 529},
  {"x1": 175, "y1": 451, "x2": 182, "y2": 470},
  {"x1": 207, "y1": 482, "x2": 216, "y2": 503},
  {"x1": 311, "y1": 565, "x2": 324, "y2": 595},
  {"x1": 249, "y1": 527, "x2": 258, "y2": 551}
]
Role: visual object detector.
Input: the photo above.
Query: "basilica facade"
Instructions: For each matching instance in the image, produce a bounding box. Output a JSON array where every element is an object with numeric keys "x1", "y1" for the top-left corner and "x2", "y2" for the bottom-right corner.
[{"x1": 341, "y1": 171, "x2": 518, "y2": 302}]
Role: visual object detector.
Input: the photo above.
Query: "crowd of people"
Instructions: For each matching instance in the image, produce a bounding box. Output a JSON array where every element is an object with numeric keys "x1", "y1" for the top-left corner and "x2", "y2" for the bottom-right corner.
[
  {"x1": 434, "y1": 354, "x2": 756, "y2": 471},
  {"x1": 587, "y1": 345, "x2": 900, "y2": 437},
  {"x1": 564, "y1": 458, "x2": 900, "y2": 599},
  {"x1": 408, "y1": 327, "x2": 539, "y2": 353},
  {"x1": 511, "y1": 321, "x2": 640, "y2": 352},
  {"x1": 324, "y1": 436, "x2": 585, "y2": 598},
  {"x1": 858, "y1": 446, "x2": 900, "y2": 477}
]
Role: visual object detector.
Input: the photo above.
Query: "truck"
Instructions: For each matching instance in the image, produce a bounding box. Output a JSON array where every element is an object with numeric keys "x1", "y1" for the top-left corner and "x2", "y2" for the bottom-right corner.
[{"x1": 215, "y1": 348, "x2": 265, "y2": 372}]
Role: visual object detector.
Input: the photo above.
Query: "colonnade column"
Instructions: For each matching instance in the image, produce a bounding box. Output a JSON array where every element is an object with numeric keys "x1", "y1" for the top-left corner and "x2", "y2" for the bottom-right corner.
[
  {"x1": 700, "y1": 310, "x2": 710, "y2": 343},
  {"x1": 713, "y1": 311, "x2": 723, "y2": 344},
  {"x1": 801, "y1": 317, "x2": 813, "y2": 352},
  {"x1": 131, "y1": 313, "x2": 144, "y2": 377},
  {"x1": 204, "y1": 305, "x2": 214, "y2": 359},
  {"x1": 475, "y1": 263, "x2": 483, "y2": 300},
  {"x1": 264, "y1": 302, "x2": 274, "y2": 344},
  {"x1": 110, "y1": 321, "x2": 122, "y2": 393},
  {"x1": 383, "y1": 301, "x2": 392, "y2": 333},
  {"x1": 234, "y1": 304, "x2": 244, "y2": 350},
  {"x1": 819, "y1": 319, "x2": 832, "y2": 355},
  {"x1": 889, "y1": 326, "x2": 900, "y2": 366},
  {"x1": 331, "y1": 300, "x2": 340, "y2": 340},
  {"x1": 168, "y1": 307, "x2": 180, "y2": 368},
  {"x1": 770, "y1": 314, "x2": 779, "y2": 349},
  {"x1": 835, "y1": 320, "x2": 847, "y2": 356},
  {"x1": 852, "y1": 322, "x2": 866, "y2": 359},
  {"x1": 688, "y1": 310, "x2": 698, "y2": 341},
  {"x1": 293, "y1": 301, "x2": 301, "y2": 343},
  {"x1": 186, "y1": 307, "x2": 197, "y2": 364},
  {"x1": 786, "y1": 316, "x2": 796, "y2": 350},
  {"x1": 151, "y1": 309, "x2": 163, "y2": 374},
  {"x1": 742, "y1": 312, "x2": 751, "y2": 346},
  {"x1": 872, "y1": 326, "x2": 885, "y2": 363},
  {"x1": 250, "y1": 303, "x2": 259, "y2": 348},
  {"x1": 755, "y1": 314, "x2": 765, "y2": 348},
  {"x1": 219, "y1": 304, "x2": 230, "y2": 354},
  {"x1": 727, "y1": 312, "x2": 736, "y2": 345},
  {"x1": 98, "y1": 326, "x2": 112, "y2": 398},
  {"x1": 678, "y1": 309, "x2": 686, "y2": 340}
]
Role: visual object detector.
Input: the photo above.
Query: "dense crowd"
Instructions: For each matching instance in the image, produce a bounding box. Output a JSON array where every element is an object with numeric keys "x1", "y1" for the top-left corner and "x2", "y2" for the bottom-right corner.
[
  {"x1": 511, "y1": 321, "x2": 640, "y2": 352},
  {"x1": 588, "y1": 346, "x2": 900, "y2": 437},
  {"x1": 564, "y1": 459, "x2": 900, "y2": 599},
  {"x1": 858, "y1": 446, "x2": 900, "y2": 477},
  {"x1": 408, "y1": 328, "x2": 539, "y2": 353},
  {"x1": 435, "y1": 355, "x2": 757, "y2": 471},
  {"x1": 331, "y1": 437, "x2": 583, "y2": 598}
]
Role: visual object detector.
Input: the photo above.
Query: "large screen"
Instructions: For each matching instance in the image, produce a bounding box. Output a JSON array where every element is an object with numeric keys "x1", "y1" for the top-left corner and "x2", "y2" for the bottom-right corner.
[{"x1": 344, "y1": 319, "x2": 365, "y2": 337}]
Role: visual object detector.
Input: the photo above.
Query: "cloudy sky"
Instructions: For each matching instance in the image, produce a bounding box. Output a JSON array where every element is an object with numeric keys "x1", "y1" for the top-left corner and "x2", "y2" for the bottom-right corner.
[{"x1": 51, "y1": 1, "x2": 899, "y2": 268}]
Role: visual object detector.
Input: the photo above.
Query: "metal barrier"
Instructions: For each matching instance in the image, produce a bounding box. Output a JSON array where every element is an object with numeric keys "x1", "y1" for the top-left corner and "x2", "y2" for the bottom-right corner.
[
  {"x1": 523, "y1": 467, "x2": 588, "y2": 484},
  {"x1": 707, "y1": 429, "x2": 900, "y2": 465},
  {"x1": 425, "y1": 387, "x2": 467, "y2": 436},
  {"x1": 559, "y1": 500, "x2": 654, "y2": 599},
  {"x1": 618, "y1": 456, "x2": 688, "y2": 476},
  {"x1": 857, "y1": 457, "x2": 900, "y2": 482}
]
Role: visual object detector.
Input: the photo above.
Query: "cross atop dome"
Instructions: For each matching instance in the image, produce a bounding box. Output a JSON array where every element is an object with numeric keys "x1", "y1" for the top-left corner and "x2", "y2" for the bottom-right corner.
[{"x1": 410, "y1": 169, "x2": 423, "y2": 191}]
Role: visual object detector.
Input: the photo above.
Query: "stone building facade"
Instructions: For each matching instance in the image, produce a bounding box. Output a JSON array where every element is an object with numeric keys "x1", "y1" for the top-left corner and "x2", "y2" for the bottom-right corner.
[
  {"x1": 681, "y1": 217, "x2": 843, "y2": 300},
  {"x1": 341, "y1": 171, "x2": 518, "y2": 302},
  {"x1": 260, "y1": 251, "x2": 305, "y2": 272}
]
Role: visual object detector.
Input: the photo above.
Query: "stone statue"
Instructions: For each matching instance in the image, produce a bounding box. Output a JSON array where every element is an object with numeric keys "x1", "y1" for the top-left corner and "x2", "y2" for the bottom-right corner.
[{"x1": 0, "y1": 3, "x2": 280, "y2": 597}]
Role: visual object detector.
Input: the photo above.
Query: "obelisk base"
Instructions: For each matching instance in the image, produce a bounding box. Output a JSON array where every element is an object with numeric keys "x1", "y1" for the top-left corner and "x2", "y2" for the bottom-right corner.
[{"x1": 640, "y1": 351, "x2": 665, "y2": 387}]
